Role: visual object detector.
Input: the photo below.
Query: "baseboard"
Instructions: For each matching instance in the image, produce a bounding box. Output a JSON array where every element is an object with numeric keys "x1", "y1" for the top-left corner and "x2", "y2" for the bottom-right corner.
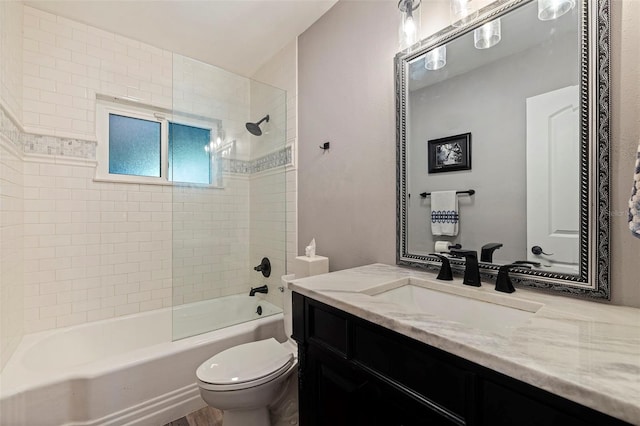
[{"x1": 62, "y1": 383, "x2": 207, "y2": 426}]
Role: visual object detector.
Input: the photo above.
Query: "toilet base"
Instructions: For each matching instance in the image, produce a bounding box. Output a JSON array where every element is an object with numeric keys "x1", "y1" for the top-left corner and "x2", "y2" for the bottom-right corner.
[{"x1": 223, "y1": 407, "x2": 270, "y2": 426}]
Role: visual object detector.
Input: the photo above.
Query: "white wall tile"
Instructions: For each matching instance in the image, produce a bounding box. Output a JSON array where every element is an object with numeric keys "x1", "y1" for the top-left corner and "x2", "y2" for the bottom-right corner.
[{"x1": 4, "y1": 4, "x2": 298, "y2": 338}]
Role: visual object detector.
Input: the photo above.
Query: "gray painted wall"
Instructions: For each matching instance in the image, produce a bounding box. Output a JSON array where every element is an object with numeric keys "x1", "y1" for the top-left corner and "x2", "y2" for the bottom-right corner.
[
  {"x1": 407, "y1": 34, "x2": 577, "y2": 263},
  {"x1": 298, "y1": 0, "x2": 640, "y2": 307},
  {"x1": 298, "y1": 1, "x2": 398, "y2": 271}
]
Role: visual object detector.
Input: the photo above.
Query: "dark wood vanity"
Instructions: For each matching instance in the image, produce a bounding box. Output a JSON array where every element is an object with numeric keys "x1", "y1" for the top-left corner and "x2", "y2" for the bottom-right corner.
[{"x1": 292, "y1": 292, "x2": 629, "y2": 426}]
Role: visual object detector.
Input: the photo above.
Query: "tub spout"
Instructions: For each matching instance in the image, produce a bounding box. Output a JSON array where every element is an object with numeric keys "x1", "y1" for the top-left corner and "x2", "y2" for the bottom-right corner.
[{"x1": 249, "y1": 285, "x2": 268, "y2": 296}]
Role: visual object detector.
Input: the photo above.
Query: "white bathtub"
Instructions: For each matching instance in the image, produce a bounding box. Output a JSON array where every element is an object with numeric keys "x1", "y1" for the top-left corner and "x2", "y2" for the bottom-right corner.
[{"x1": 0, "y1": 295, "x2": 284, "y2": 426}]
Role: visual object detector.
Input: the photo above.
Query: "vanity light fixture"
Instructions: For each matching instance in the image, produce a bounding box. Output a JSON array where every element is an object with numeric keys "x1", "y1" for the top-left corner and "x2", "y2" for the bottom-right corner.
[
  {"x1": 538, "y1": 0, "x2": 575, "y2": 20},
  {"x1": 450, "y1": 0, "x2": 478, "y2": 27},
  {"x1": 425, "y1": 46, "x2": 447, "y2": 70},
  {"x1": 474, "y1": 19, "x2": 501, "y2": 49},
  {"x1": 398, "y1": 0, "x2": 421, "y2": 50}
]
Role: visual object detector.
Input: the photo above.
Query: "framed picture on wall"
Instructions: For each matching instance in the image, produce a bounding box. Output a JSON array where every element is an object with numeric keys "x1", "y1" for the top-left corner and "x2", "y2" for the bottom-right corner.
[{"x1": 427, "y1": 133, "x2": 472, "y2": 173}]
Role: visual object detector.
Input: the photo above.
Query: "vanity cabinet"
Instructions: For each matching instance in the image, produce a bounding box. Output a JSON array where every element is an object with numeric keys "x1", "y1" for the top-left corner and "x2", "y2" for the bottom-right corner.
[{"x1": 292, "y1": 292, "x2": 629, "y2": 426}]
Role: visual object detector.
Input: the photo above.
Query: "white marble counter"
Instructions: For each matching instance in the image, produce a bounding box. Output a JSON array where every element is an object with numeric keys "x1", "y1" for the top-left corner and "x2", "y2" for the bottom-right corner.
[{"x1": 287, "y1": 264, "x2": 640, "y2": 425}]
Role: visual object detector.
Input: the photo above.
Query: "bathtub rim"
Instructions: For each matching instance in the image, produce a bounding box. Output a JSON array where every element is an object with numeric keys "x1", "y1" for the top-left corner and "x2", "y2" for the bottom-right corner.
[{"x1": 0, "y1": 305, "x2": 283, "y2": 399}]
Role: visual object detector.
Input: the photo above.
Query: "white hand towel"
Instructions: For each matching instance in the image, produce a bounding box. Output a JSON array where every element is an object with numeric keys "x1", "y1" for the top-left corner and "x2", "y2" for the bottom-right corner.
[
  {"x1": 431, "y1": 191, "x2": 459, "y2": 236},
  {"x1": 629, "y1": 143, "x2": 640, "y2": 238}
]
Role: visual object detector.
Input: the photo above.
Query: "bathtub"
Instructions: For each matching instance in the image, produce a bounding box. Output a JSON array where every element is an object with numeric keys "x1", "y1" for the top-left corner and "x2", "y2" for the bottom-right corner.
[{"x1": 0, "y1": 295, "x2": 284, "y2": 426}]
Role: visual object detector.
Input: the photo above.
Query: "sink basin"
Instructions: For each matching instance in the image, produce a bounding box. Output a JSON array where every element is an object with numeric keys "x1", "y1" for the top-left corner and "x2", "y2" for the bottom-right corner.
[{"x1": 368, "y1": 279, "x2": 542, "y2": 336}]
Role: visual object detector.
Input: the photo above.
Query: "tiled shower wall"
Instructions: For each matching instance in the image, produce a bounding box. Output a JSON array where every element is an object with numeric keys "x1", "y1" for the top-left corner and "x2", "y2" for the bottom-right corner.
[
  {"x1": 0, "y1": 4, "x2": 293, "y2": 337},
  {"x1": 0, "y1": 0, "x2": 23, "y2": 122},
  {"x1": 0, "y1": 0, "x2": 24, "y2": 371},
  {"x1": 22, "y1": 160, "x2": 173, "y2": 329},
  {"x1": 21, "y1": 6, "x2": 172, "y2": 139},
  {"x1": 0, "y1": 140, "x2": 24, "y2": 371}
]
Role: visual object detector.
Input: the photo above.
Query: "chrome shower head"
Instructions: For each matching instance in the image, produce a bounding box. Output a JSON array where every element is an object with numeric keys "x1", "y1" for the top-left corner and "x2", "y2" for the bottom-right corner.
[{"x1": 245, "y1": 115, "x2": 269, "y2": 136}]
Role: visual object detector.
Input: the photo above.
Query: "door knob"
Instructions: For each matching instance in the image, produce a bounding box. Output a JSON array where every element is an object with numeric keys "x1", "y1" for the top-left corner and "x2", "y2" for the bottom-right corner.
[{"x1": 531, "y1": 246, "x2": 553, "y2": 256}]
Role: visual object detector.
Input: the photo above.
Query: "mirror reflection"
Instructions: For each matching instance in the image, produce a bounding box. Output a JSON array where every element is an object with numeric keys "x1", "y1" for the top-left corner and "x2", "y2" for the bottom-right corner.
[{"x1": 405, "y1": 0, "x2": 580, "y2": 274}]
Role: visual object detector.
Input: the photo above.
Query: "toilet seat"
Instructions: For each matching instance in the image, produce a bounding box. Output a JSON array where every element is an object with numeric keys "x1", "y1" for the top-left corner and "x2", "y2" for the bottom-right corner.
[{"x1": 197, "y1": 338, "x2": 295, "y2": 391}]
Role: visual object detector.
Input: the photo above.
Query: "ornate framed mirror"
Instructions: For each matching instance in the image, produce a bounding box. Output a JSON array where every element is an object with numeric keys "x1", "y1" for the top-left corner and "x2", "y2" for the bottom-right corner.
[{"x1": 396, "y1": 0, "x2": 610, "y2": 298}]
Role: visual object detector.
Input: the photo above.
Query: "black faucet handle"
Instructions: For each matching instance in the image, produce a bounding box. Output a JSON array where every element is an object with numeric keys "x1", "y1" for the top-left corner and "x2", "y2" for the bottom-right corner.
[
  {"x1": 480, "y1": 242, "x2": 503, "y2": 263},
  {"x1": 495, "y1": 264, "x2": 531, "y2": 293},
  {"x1": 429, "y1": 254, "x2": 453, "y2": 281},
  {"x1": 254, "y1": 257, "x2": 271, "y2": 277}
]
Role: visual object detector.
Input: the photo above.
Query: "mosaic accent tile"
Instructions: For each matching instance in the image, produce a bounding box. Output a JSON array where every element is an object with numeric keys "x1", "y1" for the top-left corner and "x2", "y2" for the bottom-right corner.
[
  {"x1": 22, "y1": 133, "x2": 97, "y2": 159},
  {"x1": 0, "y1": 104, "x2": 97, "y2": 160},
  {"x1": 222, "y1": 158, "x2": 252, "y2": 174},
  {"x1": 0, "y1": 106, "x2": 23, "y2": 152},
  {"x1": 251, "y1": 145, "x2": 292, "y2": 173}
]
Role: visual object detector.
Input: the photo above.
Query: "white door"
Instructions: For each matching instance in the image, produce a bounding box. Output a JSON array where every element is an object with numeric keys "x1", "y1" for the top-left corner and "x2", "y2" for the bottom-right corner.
[{"x1": 526, "y1": 86, "x2": 579, "y2": 269}]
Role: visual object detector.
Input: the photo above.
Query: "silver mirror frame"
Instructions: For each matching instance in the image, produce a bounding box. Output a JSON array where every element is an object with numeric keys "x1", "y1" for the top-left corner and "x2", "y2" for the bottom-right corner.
[{"x1": 395, "y1": 0, "x2": 611, "y2": 299}]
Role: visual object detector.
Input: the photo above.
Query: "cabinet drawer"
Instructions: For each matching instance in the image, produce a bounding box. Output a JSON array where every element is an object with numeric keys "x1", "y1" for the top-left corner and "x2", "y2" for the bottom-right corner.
[
  {"x1": 307, "y1": 300, "x2": 348, "y2": 355},
  {"x1": 353, "y1": 324, "x2": 470, "y2": 420}
]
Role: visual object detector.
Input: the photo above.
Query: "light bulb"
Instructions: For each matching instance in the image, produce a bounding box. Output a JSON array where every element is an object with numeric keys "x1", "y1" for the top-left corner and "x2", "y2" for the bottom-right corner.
[
  {"x1": 403, "y1": 13, "x2": 417, "y2": 46},
  {"x1": 404, "y1": 14, "x2": 416, "y2": 37},
  {"x1": 474, "y1": 19, "x2": 501, "y2": 49},
  {"x1": 451, "y1": 0, "x2": 478, "y2": 27},
  {"x1": 425, "y1": 46, "x2": 446, "y2": 71},
  {"x1": 398, "y1": 0, "x2": 421, "y2": 50},
  {"x1": 538, "y1": 0, "x2": 575, "y2": 21}
]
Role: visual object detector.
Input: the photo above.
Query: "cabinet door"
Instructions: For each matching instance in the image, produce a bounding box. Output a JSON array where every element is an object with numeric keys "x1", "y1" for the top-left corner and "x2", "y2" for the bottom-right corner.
[
  {"x1": 301, "y1": 345, "x2": 367, "y2": 426},
  {"x1": 481, "y1": 380, "x2": 625, "y2": 426},
  {"x1": 302, "y1": 344, "x2": 460, "y2": 426}
]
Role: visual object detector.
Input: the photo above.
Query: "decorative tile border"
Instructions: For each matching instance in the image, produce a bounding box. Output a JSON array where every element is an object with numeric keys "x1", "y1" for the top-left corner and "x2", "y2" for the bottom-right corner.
[
  {"x1": 251, "y1": 145, "x2": 292, "y2": 174},
  {"x1": 0, "y1": 106, "x2": 24, "y2": 152},
  {"x1": 222, "y1": 158, "x2": 252, "y2": 174},
  {"x1": 22, "y1": 133, "x2": 97, "y2": 159},
  {"x1": 1, "y1": 104, "x2": 291, "y2": 174},
  {"x1": 0, "y1": 105, "x2": 97, "y2": 160}
]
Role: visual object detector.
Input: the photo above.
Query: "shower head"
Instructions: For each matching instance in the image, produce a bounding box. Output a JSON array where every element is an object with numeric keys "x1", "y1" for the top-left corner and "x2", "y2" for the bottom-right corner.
[{"x1": 245, "y1": 115, "x2": 269, "y2": 136}]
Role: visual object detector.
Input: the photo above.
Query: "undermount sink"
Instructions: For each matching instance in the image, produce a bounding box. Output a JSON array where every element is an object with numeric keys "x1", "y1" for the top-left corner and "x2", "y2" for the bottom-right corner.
[{"x1": 366, "y1": 278, "x2": 543, "y2": 336}]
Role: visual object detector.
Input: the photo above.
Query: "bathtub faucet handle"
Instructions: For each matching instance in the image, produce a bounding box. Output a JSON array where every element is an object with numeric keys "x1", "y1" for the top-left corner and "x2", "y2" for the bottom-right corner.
[
  {"x1": 253, "y1": 257, "x2": 271, "y2": 277},
  {"x1": 249, "y1": 285, "x2": 269, "y2": 296}
]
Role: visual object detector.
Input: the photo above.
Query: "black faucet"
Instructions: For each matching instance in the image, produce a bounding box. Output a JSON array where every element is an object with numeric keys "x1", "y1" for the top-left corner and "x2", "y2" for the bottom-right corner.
[
  {"x1": 450, "y1": 249, "x2": 481, "y2": 287},
  {"x1": 254, "y1": 257, "x2": 271, "y2": 277},
  {"x1": 495, "y1": 264, "x2": 531, "y2": 293},
  {"x1": 480, "y1": 243, "x2": 503, "y2": 263},
  {"x1": 429, "y1": 254, "x2": 453, "y2": 280},
  {"x1": 249, "y1": 285, "x2": 269, "y2": 296}
]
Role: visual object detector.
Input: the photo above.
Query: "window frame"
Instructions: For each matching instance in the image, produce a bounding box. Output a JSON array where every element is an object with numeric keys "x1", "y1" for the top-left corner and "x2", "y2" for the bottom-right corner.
[{"x1": 95, "y1": 101, "x2": 221, "y2": 187}]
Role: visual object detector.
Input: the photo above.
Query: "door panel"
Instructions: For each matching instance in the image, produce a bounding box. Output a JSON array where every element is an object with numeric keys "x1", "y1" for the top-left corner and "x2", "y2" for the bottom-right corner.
[{"x1": 526, "y1": 85, "x2": 579, "y2": 269}]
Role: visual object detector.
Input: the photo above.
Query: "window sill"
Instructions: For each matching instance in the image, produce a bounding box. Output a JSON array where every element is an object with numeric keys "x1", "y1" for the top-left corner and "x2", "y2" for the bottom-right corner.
[{"x1": 93, "y1": 175, "x2": 224, "y2": 189}]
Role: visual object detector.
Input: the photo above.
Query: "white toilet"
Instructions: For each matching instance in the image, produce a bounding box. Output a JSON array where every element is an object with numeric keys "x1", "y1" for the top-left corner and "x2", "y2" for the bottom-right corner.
[{"x1": 196, "y1": 284, "x2": 298, "y2": 426}]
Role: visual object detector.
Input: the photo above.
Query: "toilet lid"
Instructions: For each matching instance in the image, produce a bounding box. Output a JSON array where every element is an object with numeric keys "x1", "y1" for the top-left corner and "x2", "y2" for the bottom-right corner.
[{"x1": 196, "y1": 338, "x2": 294, "y2": 386}]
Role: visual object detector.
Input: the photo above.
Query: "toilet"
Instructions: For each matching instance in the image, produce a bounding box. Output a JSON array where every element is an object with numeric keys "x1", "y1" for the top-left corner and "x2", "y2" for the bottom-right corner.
[{"x1": 196, "y1": 283, "x2": 298, "y2": 426}]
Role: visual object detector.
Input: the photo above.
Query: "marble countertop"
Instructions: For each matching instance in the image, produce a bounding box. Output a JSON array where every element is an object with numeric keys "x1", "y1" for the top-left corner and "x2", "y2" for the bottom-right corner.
[{"x1": 287, "y1": 264, "x2": 640, "y2": 425}]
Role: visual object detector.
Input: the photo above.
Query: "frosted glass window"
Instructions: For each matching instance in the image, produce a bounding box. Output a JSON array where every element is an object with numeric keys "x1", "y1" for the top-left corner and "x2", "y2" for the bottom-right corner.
[
  {"x1": 109, "y1": 114, "x2": 161, "y2": 177},
  {"x1": 169, "y1": 123, "x2": 211, "y2": 184}
]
